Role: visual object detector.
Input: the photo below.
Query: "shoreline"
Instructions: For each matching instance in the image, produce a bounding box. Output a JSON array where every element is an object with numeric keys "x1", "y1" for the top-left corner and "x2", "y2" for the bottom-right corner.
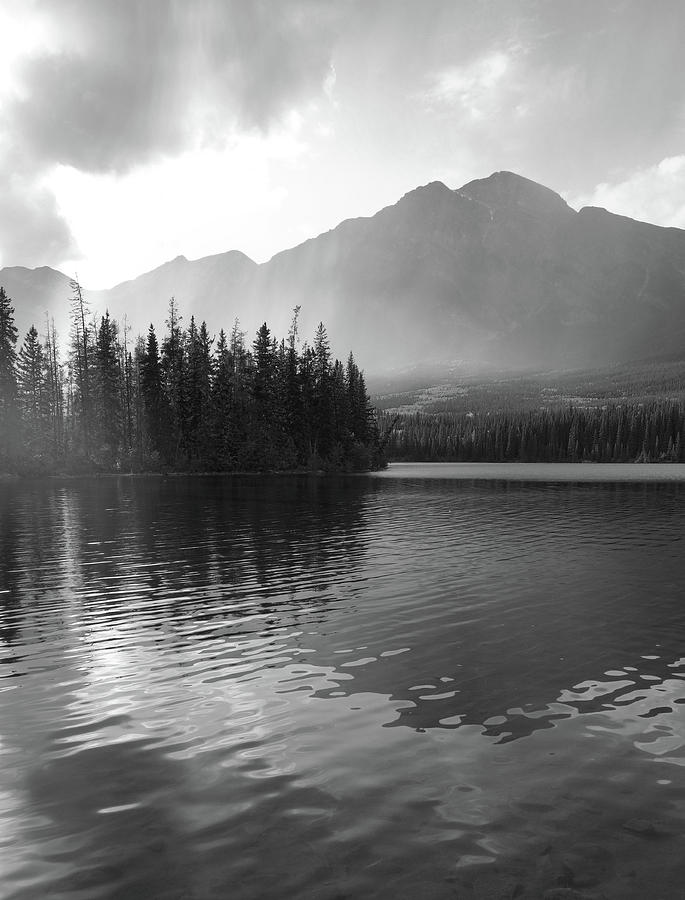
[
  {"x1": 0, "y1": 467, "x2": 384, "y2": 481},
  {"x1": 373, "y1": 461, "x2": 685, "y2": 482},
  {"x1": 3, "y1": 459, "x2": 685, "y2": 484}
]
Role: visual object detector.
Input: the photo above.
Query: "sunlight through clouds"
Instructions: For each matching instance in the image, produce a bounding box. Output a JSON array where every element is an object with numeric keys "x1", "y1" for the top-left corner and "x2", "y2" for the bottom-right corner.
[
  {"x1": 421, "y1": 52, "x2": 513, "y2": 120},
  {"x1": 570, "y1": 156, "x2": 685, "y2": 228},
  {"x1": 2, "y1": 2, "x2": 685, "y2": 279},
  {"x1": 49, "y1": 134, "x2": 304, "y2": 287},
  {"x1": 0, "y1": 2, "x2": 54, "y2": 102}
]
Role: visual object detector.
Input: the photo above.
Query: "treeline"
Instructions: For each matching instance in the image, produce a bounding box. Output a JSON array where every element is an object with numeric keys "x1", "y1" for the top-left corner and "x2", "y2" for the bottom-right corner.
[
  {"x1": 0, "y1": 284, "x2": 383, "y2": 474},
  {"x1": 380, "y1": 402, "x2": 685, "y2": 463}
]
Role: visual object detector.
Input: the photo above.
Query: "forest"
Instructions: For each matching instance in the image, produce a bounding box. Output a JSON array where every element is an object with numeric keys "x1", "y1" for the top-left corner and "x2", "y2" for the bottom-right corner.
[
  {"x1": 0, "y1": 283, "x2": 384, "y2": 475},
  {"x1": 379, "y1": 402, "x2": 685, "y2": 463}
]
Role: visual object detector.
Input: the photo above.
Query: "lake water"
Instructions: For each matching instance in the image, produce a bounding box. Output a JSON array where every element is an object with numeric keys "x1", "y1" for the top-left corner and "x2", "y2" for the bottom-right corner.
[{"x1": 1, "y1": 464, "x2": 685, "y2": 899}]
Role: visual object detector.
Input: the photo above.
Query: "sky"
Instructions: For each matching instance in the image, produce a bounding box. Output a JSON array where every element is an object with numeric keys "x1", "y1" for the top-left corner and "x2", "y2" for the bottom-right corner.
[{"x1": 1, "y1": 0, "x2": 685, "y2": 288}]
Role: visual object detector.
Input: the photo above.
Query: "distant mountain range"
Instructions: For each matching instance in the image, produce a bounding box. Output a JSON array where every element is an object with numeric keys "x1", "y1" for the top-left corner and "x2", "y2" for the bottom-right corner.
[{"x1": 3, "y1": 170, "x2": 685, "y2": 373}]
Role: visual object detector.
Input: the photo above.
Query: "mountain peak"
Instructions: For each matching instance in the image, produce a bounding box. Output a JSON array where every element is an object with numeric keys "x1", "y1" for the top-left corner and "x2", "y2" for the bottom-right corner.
[
  {"x1": 400, "y1": 180, "x2": 452, "y2": 202},
  {"x1": 4, "y1": 170, "x2": 685, "y2": 374},
  {"x1": 458, "y1": 170, "x2": 575, "y2": 219}
]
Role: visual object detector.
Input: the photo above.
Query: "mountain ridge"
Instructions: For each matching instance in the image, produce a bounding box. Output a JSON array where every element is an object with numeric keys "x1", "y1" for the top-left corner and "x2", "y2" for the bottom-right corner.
[{"x1": 2, "y1": 171, "x2": 685, "y2": 373}]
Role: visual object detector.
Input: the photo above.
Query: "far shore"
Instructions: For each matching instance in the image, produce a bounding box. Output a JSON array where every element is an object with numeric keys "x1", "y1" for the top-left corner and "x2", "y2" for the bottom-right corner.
[
  {"x1": 373, "y1": 461, "x2": 685, "y2": 482},
  {"x1": 4, "y1": 460, "x2": 685, "y2": 485},
  {"x1": 0, "y1": 467, "x2": 376, "y2": 481}
]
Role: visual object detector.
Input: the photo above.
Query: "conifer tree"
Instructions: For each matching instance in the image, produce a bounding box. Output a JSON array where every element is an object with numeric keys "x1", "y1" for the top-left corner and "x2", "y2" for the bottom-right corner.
[
  {"x1": 161, "y1": 297, "x2": 185, "y2": 464},
  {"x1": 140, "y1": 324, "x2": 168, "y2": 463},
  {"x1": 16, "y1": 325, "x2": 49, "y2": 455},
  {"x1": 183, "y1": 317, "x2": 214, "y2": 464},
  {"x1": 0, "y1": 279, "x2": 384, "y2": 474},
  {"x1": 211, "y1": 329, "x2": 234, "y2": 468},
  {"x1": 312, "y1": 322, "x2": 333, "y2": 459},
  {"x1": 94, "y1": 311, "x2": 122, "y2": 465},
  {"x1": 0, "y1": 287, "x2": 19, "y2": 462},
  {"x1": 250, "y1": 322, "x2": 279, "y2": 467},
  {"x1": 229, "y1": 319, "x2": 250, "y2": 464}
]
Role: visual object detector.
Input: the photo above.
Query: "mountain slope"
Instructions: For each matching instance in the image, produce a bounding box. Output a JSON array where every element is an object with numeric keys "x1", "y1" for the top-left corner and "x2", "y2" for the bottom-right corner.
[
  {"x1": 90, "y1": 250, "x2": 258, "y2": 333},
  {"x1": 248, "y1": 171, "x2": 685, "y2": 368},
  {"x1": 2, "y1": 171, "x2": 685, "y2": 372},
  {"x1": 0, "y1": 266, "x2": 74, "y2": 342}
]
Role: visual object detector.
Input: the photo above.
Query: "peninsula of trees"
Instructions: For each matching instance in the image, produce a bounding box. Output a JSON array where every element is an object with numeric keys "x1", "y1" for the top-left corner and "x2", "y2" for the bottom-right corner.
[{"x1": 0, "y1": 284, "x2": 384, "y2": 475}]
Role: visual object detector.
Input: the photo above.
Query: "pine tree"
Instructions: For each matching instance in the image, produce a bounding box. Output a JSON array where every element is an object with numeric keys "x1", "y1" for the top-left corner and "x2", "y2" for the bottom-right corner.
[
  {"x1": 0, "y1": 287, "x2": 19, "y2": 464},
  {"x1": 0, "y1": 284, "x2": 383, "y2": 474},
  {"x1": 250, "y1": 322, "x2": 279, "y2": 467},
  {"x1": 229, "y1": 319, "x2": 250, "y2": 465},
  {"x1": 16, "y1": 325, "x2": 49, "y2": 457},
  {"x1": 211, "y1": 329, "x2": 234, "y2": 468},
  {"x1": 140, "y1": 324, "x2": 168, "y2": 464},
  {"x1": 183, "y1": 317, "x2": 214, "y2": 465},
  {"x1": 94, "y1": 311, "x2": 122, "y2": 465},
  {"x1": 161, "y1": 297, "x2": 185, "y2": 464},
  {"x1": 312, "y1": 322, "x2": 333, "y2": 460}
]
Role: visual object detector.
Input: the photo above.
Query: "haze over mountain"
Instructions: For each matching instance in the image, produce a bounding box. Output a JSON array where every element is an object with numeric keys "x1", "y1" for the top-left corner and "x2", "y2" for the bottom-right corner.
[{"x1": 3, "y1": 170, "x2": 685, "y2": 374}]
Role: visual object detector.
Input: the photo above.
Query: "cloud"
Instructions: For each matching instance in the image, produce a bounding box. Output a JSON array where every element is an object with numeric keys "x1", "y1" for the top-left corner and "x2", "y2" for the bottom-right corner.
[
  {"x1": 422, "y1": 52, "x2": 512, "y2": 120},
  {"x1": 403, "y1": 1, "x2": 685, "y2": 194},
  {"x1": 569, "y1": 157, "x2": 685, "y2": 228},
  {"x1": 7, "y1": 0, "x2": 337, "y2": 173},
  {"x1": 48, "y1": 133, "x2": 306, "y2": 286},
  {"x1": 0, "y1": 169, "x2": 78, "y2": 267},
  {"x1": 5, "y1": 0, "x2": 685, "y2": 274},
  {"x1": 0, "y1": 0, "x2": 338, "y2": 267}
]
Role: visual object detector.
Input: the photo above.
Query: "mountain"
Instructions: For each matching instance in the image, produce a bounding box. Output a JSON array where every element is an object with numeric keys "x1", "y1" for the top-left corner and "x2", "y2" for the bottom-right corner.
[
  {"x1": 3, "y1": 171, "x2": 685, "y2": 372},
  {"x1": 0, "y1": 265, "x2": 74, "y2": 342},
  {"x1": 0, "y1": 251, "x2": 258, "y2": 352},
  {"x1": 90, "y1": 249, "x2": 257, "y2": 327}
]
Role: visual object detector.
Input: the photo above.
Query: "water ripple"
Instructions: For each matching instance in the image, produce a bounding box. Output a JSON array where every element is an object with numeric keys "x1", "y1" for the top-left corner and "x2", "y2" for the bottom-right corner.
[{"x1": 1, "y1": 473, "x2": 685, "y2": 898}]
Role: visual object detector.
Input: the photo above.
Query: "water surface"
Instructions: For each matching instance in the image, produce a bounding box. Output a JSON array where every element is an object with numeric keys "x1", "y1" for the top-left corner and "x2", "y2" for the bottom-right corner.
[{"x1": 1, "y1": 468, "x2": 685, "y2": 898}]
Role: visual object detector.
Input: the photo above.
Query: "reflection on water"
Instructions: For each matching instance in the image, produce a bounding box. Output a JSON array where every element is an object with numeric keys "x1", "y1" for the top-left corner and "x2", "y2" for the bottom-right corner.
[{"x1": 1, "y1": 470, "x2": 685, "y2": 898}]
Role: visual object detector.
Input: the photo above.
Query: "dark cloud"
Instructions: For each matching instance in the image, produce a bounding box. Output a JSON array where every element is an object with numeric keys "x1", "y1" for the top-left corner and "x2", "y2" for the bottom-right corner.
[
  {"x1": 0, "y1": 0, "x2": 338, "y2": 266},
  {"x1": 3, "y1": 0, "x2": 685, "y2": 271},
  {"x1": 504, "y1": 0, "x2": 685, "y2": 188},
  {"x1": 8, "y1": 0, "x2": 337, "y2": 173},
  {"x1": 332, "y1": 0, "x2": 685, "y2": 193},
  {"x1": 0, "y1": 170, "x2": 78, "y2": 266}
]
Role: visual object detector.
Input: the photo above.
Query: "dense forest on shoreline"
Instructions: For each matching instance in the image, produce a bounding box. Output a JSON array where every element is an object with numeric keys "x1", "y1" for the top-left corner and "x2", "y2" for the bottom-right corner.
[
  {"x1": 379, "y1": 402, "x2": 685, "y2": 463},
  {"x1": 0, "y1": 283, "x2": 384, "y2": 475},
  {"x1": 3, "y1": 278, "x2": 684, "y2": 473}
]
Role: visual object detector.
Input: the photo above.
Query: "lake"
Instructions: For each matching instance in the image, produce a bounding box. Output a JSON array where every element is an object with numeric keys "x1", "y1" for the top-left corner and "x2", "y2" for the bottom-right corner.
[{"x1": 1, "y1": 464, "x2": 685, "y2": 899}]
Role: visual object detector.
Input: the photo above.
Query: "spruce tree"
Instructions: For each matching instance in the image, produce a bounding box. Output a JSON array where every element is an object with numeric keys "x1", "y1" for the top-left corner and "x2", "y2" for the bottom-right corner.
[
  {"x1": 211, "y1": 329, "x2": 234, "y2": 468},
  {"x1": 140, "y1": 324, "x2": 168, "y2": 463},
  {"x1": 183, "y1": 317, "x2": 214, "y2": 465},
  {"x1": 250, "y1": 322, "x2": 278, "y2": 467},
  {"x1": 161, "y1": 297, "x2": 185, "y2": 464},
  {"x1": 0, "y1": 287, "x2": 19, "y2": 464},
  {"x1": 94, "y1": 312, "x2": 122, "y2": 465},
  {"x1": 16, "y1": 325, "x2": 49, "y2": 457},
  {"x1": 312, "y1": 322, "x2": 333, "y2": 460}
]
